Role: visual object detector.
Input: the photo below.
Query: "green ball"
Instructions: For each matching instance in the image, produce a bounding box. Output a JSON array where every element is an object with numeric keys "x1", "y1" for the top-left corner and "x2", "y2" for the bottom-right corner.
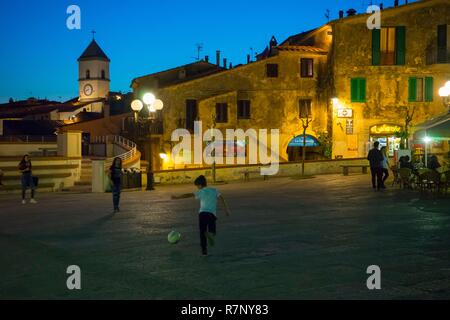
[{"x1": 168, "y1": 231, "x2": 181, "y2": 244}]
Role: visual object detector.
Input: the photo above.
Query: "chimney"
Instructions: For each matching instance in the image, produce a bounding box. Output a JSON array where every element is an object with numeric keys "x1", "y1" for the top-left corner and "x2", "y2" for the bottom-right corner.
[
  {"x1": 205, "y1": 55, "x2": 209, "y2": 63},
  {"x1": 339, "y1": 10, "x2": 344, "y2": 18},
  {"x1": 216, "y1": 50, "x2": 221, "y2": 66},
  {"x1": 229, "y1": 62, "x2": 233, "y2": 69},
  {"x1": 223, "y1": 58, "x2": 227, "y2": 69},
  {"x1": 380, "y1": 3, "x2": 383, "y2": 10},
  {"x1": 394, "y1": 0, "x2": 399, "y2": 6},
  {"x1": 247, "y1": 54, "x2": 251, "y2": 64},
  {"x1": 405, "y1": 0, "x2": 408, "y2": 4}
]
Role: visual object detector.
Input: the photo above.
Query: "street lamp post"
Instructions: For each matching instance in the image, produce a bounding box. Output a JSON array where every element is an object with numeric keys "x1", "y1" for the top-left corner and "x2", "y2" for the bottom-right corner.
[{"x1": 131, "y1": 94, "x2": 164, "y2": 191}]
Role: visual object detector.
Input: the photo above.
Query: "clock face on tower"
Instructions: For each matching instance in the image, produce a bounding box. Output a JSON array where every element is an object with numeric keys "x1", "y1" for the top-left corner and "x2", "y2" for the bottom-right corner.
[{"x1": 83, "y1": 84, "x2": 93, "y2": 96}]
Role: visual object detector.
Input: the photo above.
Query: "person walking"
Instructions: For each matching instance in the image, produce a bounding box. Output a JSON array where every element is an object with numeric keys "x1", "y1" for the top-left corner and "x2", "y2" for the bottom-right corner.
[
  {"x1": 172, "y1": 175, "x2": 231, "y2": 256},
  {"x1": 18, "y1": 154, "x2": 37, "y2": 204},
  {"x1": 109, "y1": 157, "x2": 123, "y2": 213},
  {"x1": 380, "y1": 146, "x2": 390, "y2": 188},
  {"x1": 367, "y1": 142, "x2": 384, "y2": 190}
]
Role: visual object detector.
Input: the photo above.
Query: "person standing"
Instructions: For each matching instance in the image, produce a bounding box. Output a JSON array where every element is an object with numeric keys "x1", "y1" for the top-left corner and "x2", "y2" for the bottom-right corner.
[
  {"x1": 109, "y1": 157, "x2": 123, "y2": 213},
  {"x1": 172, "y1": 175, "x2": 231, "y2": 256},
  {"x1": 367, "y1": 142, "x2": 384, "y2": 190},
  {"x1": 380, "y1": 146, "x2": 390, "y2": 188},
  {"x1": 18, "y1": 154, "x2": 37, "y2": 204}
]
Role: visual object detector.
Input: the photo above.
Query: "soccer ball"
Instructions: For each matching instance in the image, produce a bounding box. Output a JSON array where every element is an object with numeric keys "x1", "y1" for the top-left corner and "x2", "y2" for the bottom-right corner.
[{"x1": 168, "y1": 230, "x2": 181, "y2": 244}]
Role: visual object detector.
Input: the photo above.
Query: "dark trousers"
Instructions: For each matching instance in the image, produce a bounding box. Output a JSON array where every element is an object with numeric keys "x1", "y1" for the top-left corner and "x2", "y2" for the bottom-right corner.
[
  {"x1": 382, "y1": 168, "x2": 389, "y2": 184},
  {"x1": 370, "y1": 167, "x2": 383, "y2": 189},
  {"x1": 21, "y1": 173, "x2": 35, "y2": 200},
  {"x1": 112, "y1": 180, "x2": 121, "y2": 210},
  {"x1": 199, "y1": 212, "x2": 217, "y2": 254}
]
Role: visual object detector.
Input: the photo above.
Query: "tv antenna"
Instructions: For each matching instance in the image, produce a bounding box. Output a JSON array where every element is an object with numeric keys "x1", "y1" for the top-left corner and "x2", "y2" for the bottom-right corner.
[
  {"x1": 193, "y1": 43, "x2": 204, "y2": 61},
  {"x1": 325, "y1": 9, "x2": 330, "y2": 22}
]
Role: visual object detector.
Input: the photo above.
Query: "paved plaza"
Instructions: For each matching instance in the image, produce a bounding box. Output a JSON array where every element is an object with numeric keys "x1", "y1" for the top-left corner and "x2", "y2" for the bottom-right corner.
[{"x1": 0, "y1": 174, "x2": 449, "y2": 299}]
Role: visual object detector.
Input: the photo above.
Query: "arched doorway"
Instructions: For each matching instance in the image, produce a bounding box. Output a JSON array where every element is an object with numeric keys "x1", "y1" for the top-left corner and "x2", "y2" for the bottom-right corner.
[{"x1": 287, "y1": 134, "x2": 321, "y2": 161}]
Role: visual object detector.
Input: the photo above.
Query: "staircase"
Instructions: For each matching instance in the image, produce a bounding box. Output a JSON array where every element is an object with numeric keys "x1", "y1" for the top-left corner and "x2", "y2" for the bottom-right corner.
[{"x1": 62, "y1": 159, "x2": 92, "y2": 193}]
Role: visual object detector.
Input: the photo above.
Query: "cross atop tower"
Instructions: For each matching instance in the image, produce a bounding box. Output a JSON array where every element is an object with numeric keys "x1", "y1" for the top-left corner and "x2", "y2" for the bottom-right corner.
[{"x1": 91, "y1": 30, "x2": 96, "y2": 40}]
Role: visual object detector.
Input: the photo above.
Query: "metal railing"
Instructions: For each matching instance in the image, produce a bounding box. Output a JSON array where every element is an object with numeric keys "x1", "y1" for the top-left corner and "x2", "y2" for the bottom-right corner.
[
  {"x1": 426, "y1": 47, "x2": 450, "y2": 65},
  {"x1": 92, "y1": 135, "x2": 138, "y2": 168}
]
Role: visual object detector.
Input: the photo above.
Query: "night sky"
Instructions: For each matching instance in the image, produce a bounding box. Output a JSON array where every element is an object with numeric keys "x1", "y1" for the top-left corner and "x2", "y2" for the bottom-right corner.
[{"x1": 0, "y1": 0, "x2": 416, "y2": 103}]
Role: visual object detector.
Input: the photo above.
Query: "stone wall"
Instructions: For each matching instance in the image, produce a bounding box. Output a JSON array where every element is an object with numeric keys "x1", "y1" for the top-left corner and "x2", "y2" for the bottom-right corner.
[{"x1": 154, "y1": 158, "x2": 368, "y2": 185}]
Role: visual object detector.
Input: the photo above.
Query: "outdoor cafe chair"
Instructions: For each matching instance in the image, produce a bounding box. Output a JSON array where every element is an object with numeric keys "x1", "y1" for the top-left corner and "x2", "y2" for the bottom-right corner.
[
  {"x1": 398, "y1": 168, "x2": 413, "y2": 189},
  {"x1": 417, "y1": 170, "x2": 441, "y2": 193}
]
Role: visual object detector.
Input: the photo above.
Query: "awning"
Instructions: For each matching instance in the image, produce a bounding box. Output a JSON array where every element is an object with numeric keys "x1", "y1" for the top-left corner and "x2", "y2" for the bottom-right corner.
[
  {"x1": 288, "y1": 134, "x2": 320, "y2": 147},
  {"x1": 413, "y1": 112, "x2": 450, "y2": 141}
]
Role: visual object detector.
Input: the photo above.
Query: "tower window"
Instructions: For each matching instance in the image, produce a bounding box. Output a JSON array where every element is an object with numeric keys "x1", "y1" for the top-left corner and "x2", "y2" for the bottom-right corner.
[
  {"x1": 101, "y1": 70, "x2": 106, "y2": 79},
  {"x1": 86, "y1": 70, "x2": 90, "y2": 79}
]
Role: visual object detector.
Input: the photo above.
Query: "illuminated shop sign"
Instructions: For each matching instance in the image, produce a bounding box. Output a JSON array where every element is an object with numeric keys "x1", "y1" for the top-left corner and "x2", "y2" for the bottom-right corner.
[{"x1": 370, "y1": 124, "x2": 402, "y2": 135}]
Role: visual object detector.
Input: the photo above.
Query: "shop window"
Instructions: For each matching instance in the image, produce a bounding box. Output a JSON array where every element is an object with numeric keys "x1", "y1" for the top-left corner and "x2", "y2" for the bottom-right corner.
[
  {"x1": 350, "y1": 78, "x2": 366, "y2": 102},
  {"x1": 237, "y1": 100, "x2": 251, "y2": 119},
  {"x1": 408, "y1": 77, "x2": 433, "y2": 102},
  {"x1": 372, "y1": 26, "x2": 406, "y2": 66},
  {"x1": 300, "y1": 58, "x2": 314, "y2": 77},
  {"x1": 216, "y1": 103, "x2": 228, "y2": 123},
  {"x1": 266, "y1": 64, "x2": 279, "y2": 78}
]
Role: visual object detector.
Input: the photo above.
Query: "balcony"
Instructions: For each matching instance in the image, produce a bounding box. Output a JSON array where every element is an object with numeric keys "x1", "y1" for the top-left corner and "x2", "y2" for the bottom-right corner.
[{"x1": 426, "y1": 47, "x2": 450, "y2": 65}]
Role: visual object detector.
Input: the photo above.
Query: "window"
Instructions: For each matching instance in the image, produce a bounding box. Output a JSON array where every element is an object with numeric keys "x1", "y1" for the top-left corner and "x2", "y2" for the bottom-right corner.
[
  {"x1": 300, "y1": 58, "x2": 314, "y2": 77},
  {"x1": 351, "y1": 78, "x2": 366, "y2": 102},
  {"x1": 372, "y1": 26, "x2": 406, "y2": 66},
  {"x1": 86, "y1": 70, "x2": 90, "y2": 79},
  {"x1": 216, "y1": 103, "x2": 228, "y2": 123},
  {"x1": 437, "y1": 24, "x2": 449, "y2": 63},
  {"x1": 409, "y1": 77, "x2": 433, "y2": 102},
  {"x1": 298, "y1": 99, "x2": 312, "y2": 118},
  {"x1": 237, "y1": 100, "x2": 251, "y2": 119},
  {"x1": 101, "y1": 70, "x2": 106, "y2": 79},
  {"x1": 266, "y1": 64, "x2": 279, "y2": 78},
  {"x1": 186, "y1": 99, "x2": 198, "y2": 131}
]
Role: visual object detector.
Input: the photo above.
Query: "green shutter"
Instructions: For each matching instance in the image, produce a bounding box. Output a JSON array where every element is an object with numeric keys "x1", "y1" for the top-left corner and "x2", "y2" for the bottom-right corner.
[
  {"x1": 425, "y1": 77, "x2": 434, "y2": 102},
  {"x1": 408, "y1": 77, "x2": 417, "y2": 102},
  {"x1": 396, "y1": 26, "x2": 406, "y2": 65},
  {"x1": 372, "y1": 29, "x2": 381, "y2": 66},
  {"x1": 360, "y1": 78, "x2": 367, "y2": 102},
  {"x1": 351, "y1": 78, "x2": 358, "y2": 102}
]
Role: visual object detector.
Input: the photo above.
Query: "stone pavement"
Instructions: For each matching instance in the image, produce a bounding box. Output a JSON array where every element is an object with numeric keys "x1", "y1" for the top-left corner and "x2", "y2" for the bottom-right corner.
[{"x1": 0, "y1": 174, "x2": 449, "y2": 299}]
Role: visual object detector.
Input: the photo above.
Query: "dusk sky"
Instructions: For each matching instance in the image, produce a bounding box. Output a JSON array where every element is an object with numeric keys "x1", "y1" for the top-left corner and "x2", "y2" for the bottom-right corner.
[{"x1": 0, "y1": 0, "x2": 416, "y2": 103}]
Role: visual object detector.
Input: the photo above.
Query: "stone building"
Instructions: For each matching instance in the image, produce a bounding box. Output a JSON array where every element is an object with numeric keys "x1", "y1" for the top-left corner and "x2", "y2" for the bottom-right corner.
[
  {"x1": 329, "y1": 0, "x2": 449, "y2": 159},
  {"x1": 131, "y1": 0, "x2": 449, "y2": 170},
  {"x1": 132, "y1": 27, "x2": 333, "y2": 169}
]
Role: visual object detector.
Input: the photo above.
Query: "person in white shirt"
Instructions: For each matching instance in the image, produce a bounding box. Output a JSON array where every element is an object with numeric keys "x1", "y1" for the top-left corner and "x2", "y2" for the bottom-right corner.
[
  {"x1": 380, "y1": 146, "x2": 390, "y2": 188},
  {"x1": 172, "y1": 175, "x2": 230, "y2": 256}
]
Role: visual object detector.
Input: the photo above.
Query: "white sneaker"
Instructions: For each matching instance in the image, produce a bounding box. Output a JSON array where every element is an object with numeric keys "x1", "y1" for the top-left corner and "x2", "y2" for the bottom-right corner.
[
  {"x1": 22, "y1": 200, "x2": 26, "y2": 204},
  {"x1": 30, "y1": 199, "x2": 37, "y2": 204}
]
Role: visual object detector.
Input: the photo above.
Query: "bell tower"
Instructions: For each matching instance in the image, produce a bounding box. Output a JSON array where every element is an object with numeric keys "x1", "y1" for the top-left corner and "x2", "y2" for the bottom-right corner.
[{"x1": 78, "y1": 34, "x2": 110, "y2": 110}]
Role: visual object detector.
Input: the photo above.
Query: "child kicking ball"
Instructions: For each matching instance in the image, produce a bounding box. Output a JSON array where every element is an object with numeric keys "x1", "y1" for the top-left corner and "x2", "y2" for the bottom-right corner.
[{"x1": 172, "y1": 175, "x2": 230, "y2": 256}]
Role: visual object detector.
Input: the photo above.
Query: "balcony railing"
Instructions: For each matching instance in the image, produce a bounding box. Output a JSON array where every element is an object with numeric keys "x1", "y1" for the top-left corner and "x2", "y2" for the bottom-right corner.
[
  {"x1": 426, "y1": 47, "x2": 450, "y2": 65},
  {"x1": 0, "y1": 135, "x2": 57, "y2": 143}
]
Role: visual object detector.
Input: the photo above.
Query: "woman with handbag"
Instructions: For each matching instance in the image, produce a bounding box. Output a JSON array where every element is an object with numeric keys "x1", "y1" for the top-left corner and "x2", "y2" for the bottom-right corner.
[{"x1": 18, "y1": 154, "x2": 37, "y2": 204}]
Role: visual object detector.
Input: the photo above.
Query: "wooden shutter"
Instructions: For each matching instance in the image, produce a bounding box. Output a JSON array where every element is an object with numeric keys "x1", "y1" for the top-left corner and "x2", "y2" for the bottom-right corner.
[
  {"x1": 351, "y1": 78, "x2": 358, "y2": 102},
  {"x1": 425, "y1": 77, "x2": 434, "y2": 102},
  {"x1": 372, "y1": 29, "x2": 381, "y2": 66},
  {"x1": 360, "y1": 78, "x2": 366, "y2": 102},
  {"x1": 408, "y1": 77, "x2": 417, "y2": 102},
  {"x1": 395, "y1": 26, "x2": 406, "y2": 65}
]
